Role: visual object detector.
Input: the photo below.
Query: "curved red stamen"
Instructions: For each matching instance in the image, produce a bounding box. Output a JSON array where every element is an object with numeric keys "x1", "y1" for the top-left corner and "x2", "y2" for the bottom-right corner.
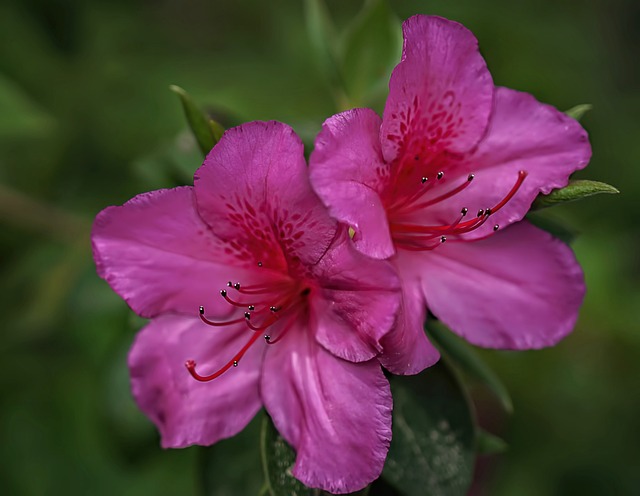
[
  {"x1": 396, "y1": 235, "x2": 446, "y2": 252},
  {"x1": 185, "y1": 331, "x2": 262, "y2": 382},
  {"x1": 391, "y1": 210, "x2": 466, "y2": 235},
  {"x1": 411, "y1": 174, "x2": 475, "y2": 210},
  {"x1": 191, "y1": 277, "x2": 310, "y2": 381},
  {"x1": 266, "y1": 314, "x2": 297, "y2": 345},
  {"x1": 245, "y1": 290, "x2": 300, "y2": 330},
  {"x1": 489, "y1": 170, "x2": 527, "y2": 214},
  {"x1": 220, "y1": 291, "x2": 249, "y2": 307},
  {"x1": 236, "y1": 281, "x2": 291, "y2": 295},
  {"x1": 388, "y1": 177, "x2": 436, "y2": 212},
  {"x1": 391, "y1": 171, "x2": 527, "y2": 250},
  {"x1": 246, "y1": 314, "x2": 279, "y2": 331},
  {"x1": 199, "y1": 307, "x2": 247, "y2": 327}
]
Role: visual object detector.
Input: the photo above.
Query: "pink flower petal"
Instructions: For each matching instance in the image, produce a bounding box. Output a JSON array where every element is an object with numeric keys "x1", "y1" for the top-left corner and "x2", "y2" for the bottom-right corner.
[
  {"x1": 261, "y1": 327, "x2": 392, "y2": 494},
  {"x1": 381, "y1": 15, "x2": 494, "y2": 162},
  {"x1": 310, "y1": 108, "x2": 395, "y2": 259},
  {"x1": 417, "y1": 221, "x2": 585, "y2": 349},
  {"x1": 128, "y1": 315, "x2": 263, "y2": 448},
  {"x1": 195, "y1": 121, "x2": 337, "y2": 268},
  {"x1": 311, "y1": 227, "x2": 401, "y2": 362},
  {"x1": 378, "y1": 263, "x2": 440, "y2": 375},
  {"x1": 92, "y1": 187, "x2": 236, "y2": 318},
  {"x1": 424, "y1": 87, "x2": 592, "y2": 240}
]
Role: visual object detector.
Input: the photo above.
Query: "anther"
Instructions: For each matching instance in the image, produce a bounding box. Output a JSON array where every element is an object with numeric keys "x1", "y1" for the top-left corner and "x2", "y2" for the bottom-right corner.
[
  {"x1": 233, "y1": 361, "x2": 238, "y2": 367},
  {"x1": 467, "y1": 174, "x2": 475, "y2": 181},
  {"x1": 227, "y1": 281, "x2": 233, "y2": 287},
  {"x1": 257, "y1": 261, "x2": 263, "y2": 267},
  {"x1": 220, "y1": 289, "x2": 227, "y2": 297},
  {"x1": 270, "y1": 306, "x2": 277, "y2": 312},
  {"x1": 477, "y1": 209, "x2": 484, "y2": 217},
  {"x1": 440, "y1": 236, "x2": 447, "y2": 243},
  {"x1": 493, "y1": 224, "x2": 500, "y2": 231},
  {"x1": 264, "y1": 335, "x2": 271, "y2": 342},
  {"x1": 248, "y1": 305, "x2": 255, "y2": 311},
  {"x1": 199, "y1": 306, "x2": 205, "y2": 315},
  {"x1": 234, "y1": 283, "x2": 241, "y2": 290},
  {"x1": 485, "y1": 208, "x2": 492, "y2": 216},
  {"x1": 461, "y1": 207, "x2": 468, "y2": 216},
  {"x1": 421, "y1": 177, "x2": 428, "y2": 184},
  {"x1": 437, "y1": 172, "x2": 444, "y2": 180},
  {"x1": 244, "y1": 312, "x2": 251, "y2": 320}
]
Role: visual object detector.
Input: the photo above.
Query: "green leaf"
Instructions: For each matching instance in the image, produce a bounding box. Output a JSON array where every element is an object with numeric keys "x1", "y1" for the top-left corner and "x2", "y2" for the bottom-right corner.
[
  {"x1": 383, "y1": 362, "x2": 476, "y2": 496},
  {"x1": 260, "y1": 414, "x2": 318, "y2": 496},
  {"x1": 169, "y1": 85, "x2": 223, "y2": 156},
  {"x1": 476, "y1": 430, "x2": 508, "y2": 455},
  {"x1": 427, "y1": 320, "x2": 513, "y2": 415},
  {"x1": 132, "y1": 131, "x2": 203, "y2": 189},
  {"x1": 565, "y1": 104, "x2": 592, "y2": 121},
  {"x1": 304, "y1": 0, "x2": 345, "y2": 107},
  {"x1": 526, "y1": 211, "x2": 579, "y2": 244},
  {"x1": 0, "y1": 74, "x2": 55, "y2": 139},
  {"x1": 208, "y1": 119, "x2": 225, "y2": 144},
  {"x1": 531, "y1": 179, "x2": 619, "y2": 210},
  {"x1": 339, "y1": 0, "x2": 402, "y2": 108},
  {"x1": 198, "y1": 414, "x2": 264, "y2": 496}
]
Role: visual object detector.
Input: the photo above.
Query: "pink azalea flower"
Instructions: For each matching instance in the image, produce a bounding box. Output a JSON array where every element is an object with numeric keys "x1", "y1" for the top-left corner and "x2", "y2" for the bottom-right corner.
[
  {"x1": 92, "y1": 121, "x2": 401, "y2": 493},
  {"x1": 309, "y1": 15, "x2": 591, "y2": 374}
]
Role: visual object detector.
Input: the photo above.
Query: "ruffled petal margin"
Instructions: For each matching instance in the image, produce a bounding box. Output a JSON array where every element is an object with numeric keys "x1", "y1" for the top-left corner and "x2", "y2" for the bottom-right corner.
[
  {"x1": 417, "y1": 221, "x2": 585, "y2": 349},
  {"x1": 92, "y1": 187, "x2": 235, "y2": 319},
  {"x1": 381, "y1": 15, "x2": 494, "y2": 161},
  {"x1": 129, "y1": 315, "x2": 263, "y2": 448}
]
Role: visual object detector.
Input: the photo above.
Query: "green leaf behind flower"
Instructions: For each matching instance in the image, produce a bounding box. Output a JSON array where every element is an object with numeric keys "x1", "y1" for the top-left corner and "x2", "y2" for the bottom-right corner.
[
  {"x1": 199, "y1": 414, "x2": 264, "y2": 496},
  {"x1": 339, "y1": 0, "x2": 402, "y2": 109},
  {"x1": 304, "y1": 0, "x2": 347, "y2": 109},
  {"x1": 427, "y1": 320, "x2": 513, "y2": 414},
  {"x1": 565, "y1": 104, "x2": 592, "y2": 121},
  {"x1": 526, "y1": 211, "x2": 579, "y2": 244},
  {"x1": 383, "y1": 362, "x2": 476, "y2": 496},
  {"x1": 260, "y1": 414, "x2": 319, "y2": 496},
  {"x1": 169, "y1": 85, "x2": 224, "y2": 157},
  {"x1": 531, "y1": 179, "x2": 619, "y2": 211},
  {"x1": 476, "y1": 430, "x2": 509, "y2": 455}
]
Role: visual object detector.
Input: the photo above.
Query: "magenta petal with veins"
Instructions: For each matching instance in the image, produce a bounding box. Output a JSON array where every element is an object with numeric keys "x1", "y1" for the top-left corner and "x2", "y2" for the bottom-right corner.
[
  {"x1": 92, "y1": 121, "x2": 400, "y2": 493},
  {"x1": 309, "y1": 15, "x2": 590, "y2": 374}
]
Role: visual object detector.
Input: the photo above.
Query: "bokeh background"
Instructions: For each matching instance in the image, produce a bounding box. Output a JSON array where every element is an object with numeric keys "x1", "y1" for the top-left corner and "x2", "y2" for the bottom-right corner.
[{"x1": 1, "y1": 0, "x2": 638, "y2": 494}]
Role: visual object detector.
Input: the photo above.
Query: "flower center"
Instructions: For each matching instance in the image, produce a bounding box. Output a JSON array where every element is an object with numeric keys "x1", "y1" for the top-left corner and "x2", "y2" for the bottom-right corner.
[
  {"x1": 387, "y1": 170, "x2": 528, "y2": 251},
  {"x1": 185, "y1": 261, "x2": 310, "y2": 382}
]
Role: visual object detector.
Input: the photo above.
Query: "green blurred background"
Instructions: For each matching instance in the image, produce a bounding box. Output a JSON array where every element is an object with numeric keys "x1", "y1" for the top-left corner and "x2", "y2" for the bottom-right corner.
[{"x1": 1, "y1": 0, "x2": 638, "y2": 494}]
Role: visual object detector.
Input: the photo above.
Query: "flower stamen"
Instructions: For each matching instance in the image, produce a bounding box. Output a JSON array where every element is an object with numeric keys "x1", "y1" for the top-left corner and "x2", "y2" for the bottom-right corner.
[
  {"x1": 198, "y1": 306, "x2": 247, "y2": 327},
  {"x1": 188, "y1": 278, "x2": 311, "y2": 381},
  {"x1": 410, "y1": 173, "x2": 475, "y2": 210},
  {"x1": 390, "y1": 171, "x2": 527, "y2": 251},
  {"x1": 185, "y1": 331, "x2": 263, "y2": 382},
  {"x1": 265, "y1": 313, "x2": 298, "y2": 345}
]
